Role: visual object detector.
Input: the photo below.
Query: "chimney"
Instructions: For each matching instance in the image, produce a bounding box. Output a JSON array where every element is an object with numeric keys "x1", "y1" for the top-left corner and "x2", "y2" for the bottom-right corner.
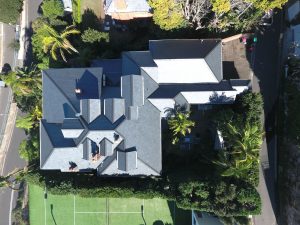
[{"x1": 75, "y1": 88, "x2": 82, "y2": 94}]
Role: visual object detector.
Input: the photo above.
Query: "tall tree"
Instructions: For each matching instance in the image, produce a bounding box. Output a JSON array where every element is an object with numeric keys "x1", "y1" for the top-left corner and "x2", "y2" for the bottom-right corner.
[
  {"x1": 149, "y1": 0, "x2": 186, "y2": 30},
  {"x1": 181, "y1": 0, "x2": 211, "y2": 30},
  {"x1": 0, "y1": 0, "x2": 23, "y2": 24},
  {"x1": 42, "y1": 24, "x2": 80, "y2": 61}
]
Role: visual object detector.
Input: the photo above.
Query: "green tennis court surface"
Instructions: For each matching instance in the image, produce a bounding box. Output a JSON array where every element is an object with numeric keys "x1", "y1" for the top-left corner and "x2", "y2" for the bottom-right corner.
[{"x1": 29, "y1": 184, "x2": 191, "y2": 225}]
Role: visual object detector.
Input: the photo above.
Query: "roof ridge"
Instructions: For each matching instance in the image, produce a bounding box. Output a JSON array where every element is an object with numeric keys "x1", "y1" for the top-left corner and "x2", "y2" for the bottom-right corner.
[
  {"x1": 204, "y1": 41, "x2": 222, "y2": 82},
  {"x1": 43, "y1": 70, "x2": 79, "y2": 114},
  {"x1": 137, "y1": 157, "x2": 160, "y2": 175},
  {"x1": 40, "y1": 120, "x2": 55, "y2": 168},
  {"x1": 204, "y1": 40, "x2": 221, "y2": 57}
]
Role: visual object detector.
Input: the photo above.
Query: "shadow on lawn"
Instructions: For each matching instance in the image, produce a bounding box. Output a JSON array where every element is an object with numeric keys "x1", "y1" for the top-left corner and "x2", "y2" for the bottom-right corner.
[{"x1": 50, "y1": 204, "x2": 58, "y2": 225}]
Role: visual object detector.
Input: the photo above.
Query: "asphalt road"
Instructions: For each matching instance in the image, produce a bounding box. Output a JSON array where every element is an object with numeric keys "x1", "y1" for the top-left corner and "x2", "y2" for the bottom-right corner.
[
  {"x1": 252, "y1": 10, "x2": 282, "y2": 225},
  {"x1": 0, "y1": 116, "x2": 26, "y2": 225}
]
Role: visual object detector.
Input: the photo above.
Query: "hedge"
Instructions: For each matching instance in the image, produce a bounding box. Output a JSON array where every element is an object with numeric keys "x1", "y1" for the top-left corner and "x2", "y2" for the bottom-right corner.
[{"x1": 26, "y1": 169, "x2": 261, "y2": 216}]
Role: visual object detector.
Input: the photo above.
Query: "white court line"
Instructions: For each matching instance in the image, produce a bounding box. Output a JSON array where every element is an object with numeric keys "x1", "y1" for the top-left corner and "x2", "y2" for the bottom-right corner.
[
  {"x1": 73, "y1": 196, "x2": 76, "y2": 225},
  {"x1": 75, "y1": 211, "x2": 141, "y2": 214}
]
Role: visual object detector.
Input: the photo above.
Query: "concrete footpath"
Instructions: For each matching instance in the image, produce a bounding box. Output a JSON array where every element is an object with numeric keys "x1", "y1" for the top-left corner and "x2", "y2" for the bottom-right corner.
[{"x1": 0, "y1": 102, "x2": 17, "y2": 176}]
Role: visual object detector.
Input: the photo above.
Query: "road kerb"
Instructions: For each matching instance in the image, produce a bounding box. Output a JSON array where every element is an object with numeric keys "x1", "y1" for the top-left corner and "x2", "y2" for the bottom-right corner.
[
  {"x1": 0, "y1": 103, "x2": 18, "y2": 176},
  {"x1": 0, "y1": 23, "x2": 3, "y2": 67}
]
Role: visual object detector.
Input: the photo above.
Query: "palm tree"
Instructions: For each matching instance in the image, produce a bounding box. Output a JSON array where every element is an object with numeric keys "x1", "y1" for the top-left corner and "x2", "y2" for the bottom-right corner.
[
  {"x1": 168, "y1": 111, "x2": 195, "y2": 144},
  {"x1": 225, "y1": 122, "x2": 262, "y2": 167},
  {"x1": 1, "y1": 65, "x2": 41, "y2": 97},
  {"x1": 15, "y1": 65, "x2": 42, "y2": 92},
  {"x1": 214, "y1": 122, "x2": 263, "y2": 178},
  {"x1": 42, "y1": 24, "x2": 80, "y2": 62}
]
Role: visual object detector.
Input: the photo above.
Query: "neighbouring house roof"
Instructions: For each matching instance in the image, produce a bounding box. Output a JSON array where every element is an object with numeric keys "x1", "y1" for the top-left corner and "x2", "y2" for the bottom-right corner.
[
  {"x1": 149, "y1": 39, "x2": 223, "y2": 83},
  {"x1": 287, "y1": 0, "x2": 300, "y2": 22},
  {"x1": 41, "y1": 39, "x2": 250, "y2": 176},
  {"x1": 105, "y1": 0, "x2": 152, "y2": 20},
  {"x1": 123, "y1": 39, "x2": 223, "y2": 84}
]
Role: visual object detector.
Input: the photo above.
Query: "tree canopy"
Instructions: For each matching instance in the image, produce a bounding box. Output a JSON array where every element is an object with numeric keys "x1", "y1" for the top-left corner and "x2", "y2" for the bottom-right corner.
[
  {"x1": 0, "y1": 0, "x2": 23, "y2": 24},
  {"x1": 210, "y1": 0, "x2": 231, "y2": 14},
  {"x1": 249, "y1": 0, "x2": 288, "y2": 11},
  {"x1": 149, "y1": 0, "x2": 186, "y2": 30}
]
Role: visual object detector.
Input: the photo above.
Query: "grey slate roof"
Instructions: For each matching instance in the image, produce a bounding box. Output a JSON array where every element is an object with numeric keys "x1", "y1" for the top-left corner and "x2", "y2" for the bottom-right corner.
[
  {"x1": 104, "y1": 98, "x2": 125, "y2": 123},
  {"x1": 100, "y1": 138, "x2": 114, "y2": 156},
  {"x1": 42, "y1": 68, "x2": 103, "y2": 123},
  {"x1": 41, "y1": 67, "x2": 161, "y2": 175},
  {"x1": 149, "y1": 39, "x2": 223, "y2": 82},
  {"x1": 149, "y1": 81, "x2": 235, "y2": 99},
  {"x1": 117, "y1": 149, "x2": 137, "y2": 171},
  {"x1": 116, "y1": 100, "x2": 162, "y2": 173},
  {"x1": 40, "y1": 39, "x2": 249, "y2": 176},
  {"x1": 149, "y1": 39, "x2": 221, "y2": 59},
  {"x1": 121, "y1": 75, "x2": 144, "y2": 106},
  {"x1": 229, "y1": 79, "x2": 251, "y2": 86},
  {"x1": 81, "y1": 99, "x2": 101, "y2": 123}
]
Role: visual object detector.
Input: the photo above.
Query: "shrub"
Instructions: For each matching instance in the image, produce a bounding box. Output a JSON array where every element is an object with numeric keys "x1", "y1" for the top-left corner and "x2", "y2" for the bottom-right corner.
[
  {"x1": 81, "y1": 28, "x2": 109, "y2": 43},
  {"x1": 234, "y1": 91, "x2": 263, "y2": 125}
]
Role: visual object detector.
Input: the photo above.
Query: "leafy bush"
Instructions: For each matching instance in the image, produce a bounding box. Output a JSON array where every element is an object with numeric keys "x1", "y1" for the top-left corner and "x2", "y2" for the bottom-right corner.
[
  {"x1": 213, "y1": 92, "x2": 263, "y2": 186},
  {"x1": 234, "y1": 91, "x2": 263, "y2": 126},
  {"x1": 81, "y1": 28, "x2": 109, "y2": 43},
  {"x1": 41, "y1": 0, "x2": 64, "y2": 20},
  {"x1": 19, "y1": 130, "x2": 39, "y2": 162},
  {"x1": 0, "y1": 0, "x2": 23, "y2": 24}
]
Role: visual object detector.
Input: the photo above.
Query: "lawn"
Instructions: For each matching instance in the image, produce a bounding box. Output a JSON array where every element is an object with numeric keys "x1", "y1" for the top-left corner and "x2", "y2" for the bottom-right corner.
[{"x1": 29, "y1": 184, "x2": 191, "y2": 225}]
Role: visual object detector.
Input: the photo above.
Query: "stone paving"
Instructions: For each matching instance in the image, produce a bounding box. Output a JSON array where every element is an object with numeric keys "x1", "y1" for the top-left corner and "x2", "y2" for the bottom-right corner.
[{"x1": 222, "y1": 36, "x2": 253, "y2": 80}]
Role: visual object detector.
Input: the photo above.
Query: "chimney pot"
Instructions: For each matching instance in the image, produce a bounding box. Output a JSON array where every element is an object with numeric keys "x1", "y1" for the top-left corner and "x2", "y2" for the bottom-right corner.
[{"x1": 75, "y1": 88, "x2": 81, "y2": 94}]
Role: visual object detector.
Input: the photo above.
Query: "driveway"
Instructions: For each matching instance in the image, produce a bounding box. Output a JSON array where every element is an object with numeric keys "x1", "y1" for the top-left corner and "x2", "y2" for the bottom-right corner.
[{"x1": 252, "y1": 10, "x2": 283, "y2": 225}]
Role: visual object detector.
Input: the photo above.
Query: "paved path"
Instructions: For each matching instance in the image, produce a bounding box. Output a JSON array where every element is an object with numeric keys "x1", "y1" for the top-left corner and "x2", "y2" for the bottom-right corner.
[
  {"x1": 0, "y1": 101, "x2": 17, "y2": 175},
  {"x1": 252, "y1": 10, "x2": 283, "y2": 225}
]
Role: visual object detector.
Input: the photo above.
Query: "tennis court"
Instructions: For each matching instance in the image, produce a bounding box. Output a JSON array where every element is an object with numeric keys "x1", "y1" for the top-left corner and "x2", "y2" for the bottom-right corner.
[{"x1": 29, "y1": 184, "x2": 191, "y2": 225}]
